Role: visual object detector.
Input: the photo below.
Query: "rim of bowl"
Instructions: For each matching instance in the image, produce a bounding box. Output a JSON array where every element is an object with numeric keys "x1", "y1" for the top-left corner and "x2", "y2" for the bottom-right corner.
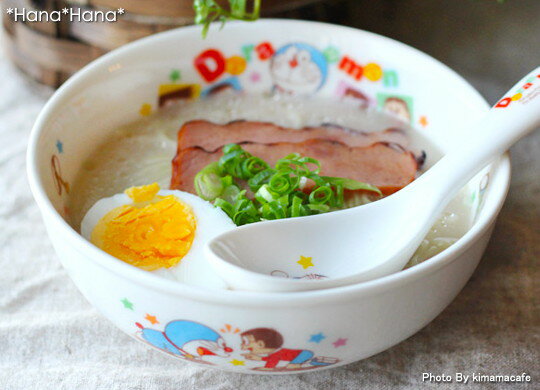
[{"x1": 27, "y1": 19, "x2": 511, "y2": 308}]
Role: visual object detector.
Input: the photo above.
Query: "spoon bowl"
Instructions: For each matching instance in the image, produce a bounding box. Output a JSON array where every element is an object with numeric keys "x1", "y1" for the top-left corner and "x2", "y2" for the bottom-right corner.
[
  {"x1": 206, "y1": 187, "x2": 428, "y2": 291},
  {"x1": 206, "y1": 67, "x2": 540, "y2": 292}
]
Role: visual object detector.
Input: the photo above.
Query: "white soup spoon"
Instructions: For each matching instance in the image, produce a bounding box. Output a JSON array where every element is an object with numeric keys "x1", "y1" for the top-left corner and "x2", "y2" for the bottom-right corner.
[{"x1": 205, "y1": 67, "x2": 540, "y2": 292}]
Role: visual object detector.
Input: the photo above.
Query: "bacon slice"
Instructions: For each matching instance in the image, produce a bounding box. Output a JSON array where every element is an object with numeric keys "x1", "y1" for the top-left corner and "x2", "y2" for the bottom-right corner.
[
  {"x1": 171, "y1": 139, "x2": 418, "y2": 196},
  {"x1": 177, "y1": 120, "x2": 408, "y2": 152}
]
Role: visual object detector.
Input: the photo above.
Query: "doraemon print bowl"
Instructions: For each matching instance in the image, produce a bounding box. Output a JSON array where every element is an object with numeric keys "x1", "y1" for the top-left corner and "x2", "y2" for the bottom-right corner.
[{"x1": 27, "y1": 20, "x2": 510, "y2": 373}]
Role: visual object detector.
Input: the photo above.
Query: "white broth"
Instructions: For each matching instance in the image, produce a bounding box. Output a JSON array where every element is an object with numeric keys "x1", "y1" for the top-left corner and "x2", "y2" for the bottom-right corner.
[{"x1": 68, "y1": 93, "x2": 472, "y2": 271}]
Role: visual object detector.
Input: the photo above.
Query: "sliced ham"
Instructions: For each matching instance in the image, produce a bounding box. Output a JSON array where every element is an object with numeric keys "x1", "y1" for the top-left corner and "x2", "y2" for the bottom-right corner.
[
  {"x1": 171, "y1": 139, "x2": 418, "y2": 196},
  {"x1": 177, "y1": 120, "x2": 408, "y2": 152}
]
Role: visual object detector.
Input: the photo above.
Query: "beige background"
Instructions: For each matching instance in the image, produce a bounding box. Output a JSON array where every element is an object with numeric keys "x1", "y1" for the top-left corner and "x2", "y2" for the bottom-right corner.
[{"x1": 0, "y1": 0, "x2": 538, "y2": 388}]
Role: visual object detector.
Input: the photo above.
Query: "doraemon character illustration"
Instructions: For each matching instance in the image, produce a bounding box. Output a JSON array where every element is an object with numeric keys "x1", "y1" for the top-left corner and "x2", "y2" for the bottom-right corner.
[
  {"x1": 136, "y1": 320, "x2": 233, "y2": 363},
  {"x1": 240, "y1": 327, "x2": 339, "y2": 371},
  {"x1": 270, "y1": 43, "x2": 328, "y2": 95}
]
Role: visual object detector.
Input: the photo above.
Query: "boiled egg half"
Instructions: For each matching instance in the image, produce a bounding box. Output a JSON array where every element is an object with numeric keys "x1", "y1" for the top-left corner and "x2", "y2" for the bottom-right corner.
[{"x1": 81, "y1": 183, "x2": 235, "y2": 289}]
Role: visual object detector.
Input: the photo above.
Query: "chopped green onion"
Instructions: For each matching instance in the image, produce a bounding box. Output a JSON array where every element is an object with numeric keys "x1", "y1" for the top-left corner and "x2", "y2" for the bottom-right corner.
[
  {"x1": 275, "y1": 153, "x2": 320, "y2": 176},
  {"x1": 221, "y1": 184, "x2": 241, "y2": 203},
  {"x1": 194, "y1": 162, "x2": 224, "y2": 200},
  {"x1": 255, "y1": 184, "x2": 275, "y2": 204},
  {"x1": 193, "y1": 143, "x2": 382, "y2": 226},
  {"x1": 214, "y1": 198, "x2": 234, "y2": 217},
  {"x1": 295, "y1": 156, "x2": 321, "y2": 174},
  {"x1": 261, "y1": 201, "x2": 287, "y2": 220},
  {"x1": 308, "y1": 185, "x2": 333, "y2": 205},
  {"x1": 307, "y1": 203, "x2": 330, "y2": 213},
  {"x1": 321, "y1": 176, "x2": 382, "y2": 195},
  {"x1": 233, "y1": 210, "x2": 259, "y2": 225},
  {"x1": 268, "y1": 170, "x2": 299, "y2": 195},
  {"x1": 241, "y1": 156, "x2": 269, "y2": 179},
  {"x1": 223, "y1": 143, "x2": 242, "y2": 154},
  {"x1": 334, "y1": 183, "x2": 344, "y2": 208},
  {"x1": 248, "y1": 168, "x2": 276, "y2": 191},
  {"x1": 290, "y1": 196, "x2": 305, "y2": 218},
  {"x1": 277, "y1": 194, "x2": 289, "y2": 208},
  {"x1": 221, "y1": 175, "x2": 234, "y2": 187},
  {"x1": 306, "y1": 173, "x2": 327, "y2": 187},
  {"x1": 219, "y1": 148, "x2": 249, "y2": 177}
]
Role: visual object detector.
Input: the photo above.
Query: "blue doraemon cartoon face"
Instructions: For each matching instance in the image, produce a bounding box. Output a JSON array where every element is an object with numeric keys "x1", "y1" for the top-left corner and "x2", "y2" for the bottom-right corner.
[
  {"x1": 270, "y1": 43, "x2": 328, "y2": 95},
  {"x1": 137, "y1": 320, "x2": 233, "y2": 359}
]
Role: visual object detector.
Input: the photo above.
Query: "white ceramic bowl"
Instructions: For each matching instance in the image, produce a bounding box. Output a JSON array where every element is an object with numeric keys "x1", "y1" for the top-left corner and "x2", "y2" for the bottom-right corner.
[{"x1": 27, "y1": 20, "x2": 510, "y2": 374}]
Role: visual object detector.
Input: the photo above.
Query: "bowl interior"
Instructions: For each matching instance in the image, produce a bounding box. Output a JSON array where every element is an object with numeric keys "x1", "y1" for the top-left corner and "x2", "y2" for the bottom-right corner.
[{"x1": 31, "y1": 20, "x2": 495, "y2": 264}]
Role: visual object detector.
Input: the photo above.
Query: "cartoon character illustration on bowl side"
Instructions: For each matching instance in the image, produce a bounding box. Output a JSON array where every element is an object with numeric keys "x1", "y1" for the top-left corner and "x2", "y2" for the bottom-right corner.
[
  {"x1": 270, "y1": 43, "x2": 328, "y2": 95},
  {"x1": 201, "y1": 76, "x2": 243, "y2": 98},
  {"x1": 336, "y1": 80, "x2": 372, "y2": 109},
  {"x1": 136, "y1": 320, "x2": 233, "y2": 364},
  {"x1": 383, "y1": 96, "x2": 411, "y2": 123},
  {"x1": 270, "y1": 270, "x2": 328, "y2": 280},
  {"x1": 240, "y1": 327, "x2": 339, "y2": 371}
]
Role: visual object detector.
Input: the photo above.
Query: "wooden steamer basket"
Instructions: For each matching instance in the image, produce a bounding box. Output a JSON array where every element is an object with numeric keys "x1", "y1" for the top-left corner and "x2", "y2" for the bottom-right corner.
[{"x1": 2, "y1": 0, "x2": 324, "y2": 87}]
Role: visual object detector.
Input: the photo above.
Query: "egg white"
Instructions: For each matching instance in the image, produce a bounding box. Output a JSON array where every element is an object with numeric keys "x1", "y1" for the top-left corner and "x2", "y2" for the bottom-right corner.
[{"x1": 80, "y1": 189, "x2": 235, "y2": 290}]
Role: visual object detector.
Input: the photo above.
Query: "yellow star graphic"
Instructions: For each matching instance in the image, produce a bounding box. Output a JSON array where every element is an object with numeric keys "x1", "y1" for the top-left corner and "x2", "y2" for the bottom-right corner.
[
  {"x1": 297, "y1": 255, "x2": 314, "y2": 269},
  {"x1": 145, "y1": 314, "x2": 159, "y2": 325},
  {"x1": 139, "y1": 103, "x2": 152, "y2": 116},
  {"x1": 230, "y1": 359, "x2": 245, "y2": 366},
  {"x1": 419, "y1": 115, "x2": 429, "y2": 127}
]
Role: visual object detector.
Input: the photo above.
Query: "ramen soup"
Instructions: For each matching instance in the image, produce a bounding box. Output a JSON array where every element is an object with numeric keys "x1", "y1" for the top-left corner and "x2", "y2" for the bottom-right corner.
[{"x1": 70, "y1": 94, "x2": 473, "y2": 286}]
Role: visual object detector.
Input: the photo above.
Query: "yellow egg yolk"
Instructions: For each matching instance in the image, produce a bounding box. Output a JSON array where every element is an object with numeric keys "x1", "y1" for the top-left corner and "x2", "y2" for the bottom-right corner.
[{"x1": 90, "y1": 184, "x2": 196, "y2": 271}]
